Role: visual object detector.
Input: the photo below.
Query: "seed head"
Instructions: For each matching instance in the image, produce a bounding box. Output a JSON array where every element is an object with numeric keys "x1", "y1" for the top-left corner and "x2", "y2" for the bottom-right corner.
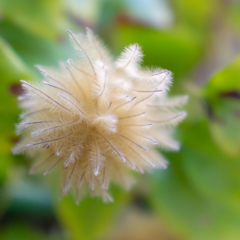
[{"x1": 13, "y1": 28, "x2": 187, "y2": 203}]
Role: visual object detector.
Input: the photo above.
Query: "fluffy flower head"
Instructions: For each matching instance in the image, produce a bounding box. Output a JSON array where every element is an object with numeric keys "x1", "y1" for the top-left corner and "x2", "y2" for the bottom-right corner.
[{"x1": 13, "y1": 28, "x2": 187, "y2": 202}]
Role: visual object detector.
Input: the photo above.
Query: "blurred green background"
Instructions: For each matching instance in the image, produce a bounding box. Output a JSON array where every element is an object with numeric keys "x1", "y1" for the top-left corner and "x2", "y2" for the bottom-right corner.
[{"x1": 1, "y1": 0, "x2": 240, "y2": 239}]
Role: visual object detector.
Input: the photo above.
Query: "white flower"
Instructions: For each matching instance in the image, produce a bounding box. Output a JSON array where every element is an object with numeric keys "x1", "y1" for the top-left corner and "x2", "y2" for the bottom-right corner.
[{"x1": 13, "y1": 28, "x2": 187, "y2": 203}]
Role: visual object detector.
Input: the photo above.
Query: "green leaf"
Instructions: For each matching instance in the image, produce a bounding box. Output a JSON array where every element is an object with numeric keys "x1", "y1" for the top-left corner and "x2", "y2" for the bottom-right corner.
[
  {"x1": 0, "y1": 0, "x2": 66, "y2": 40},
  {"x1": 55, "y1": 187, "x2": 128, "y2": 240},
  {"x1": 151, "y1": 120, "x2": 240, "y2": 240},
  {"x1": 182, "y1": 147, "x2": 240, "y2": 212},
  {"x1": 0, "y1": 35, "x2": 33, "y2": 137},
  {"x1": 204, "y1": 56, "x2": 240, "y2": 156},
  {"x1": 209, "y1": 100, "x2": 240, "y2": 156},
  {"x1": 112, "y1": 26, "x2": 201, "y2": 78},
  {"x1": 184, "y1": 120, "x2": 240, "y2": 208},
  {"x1": 0, "y1": 20, "x2": 75, "y2": 70},
  {"x1": 0, "y1": 36, "x2": 34, "y2": 183},
  {"x1": 151, "y1": 163, "x2": 240, "y2": 240},
  {"x1": 0, "y1": 223, "x2": 46, "y2": 240},
  {"x1": 0, "y1": 36, "x2": 33, "y2": 81},
  {"x1": 205, "y1": 56, "x2": 240, "y2": 96}
]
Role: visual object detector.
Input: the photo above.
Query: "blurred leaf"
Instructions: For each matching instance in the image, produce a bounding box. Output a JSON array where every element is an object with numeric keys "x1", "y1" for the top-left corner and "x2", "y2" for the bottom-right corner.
[
  {"x1": 151, "y1": 121, "x2": 240, "y2": 240},
  {"x1": 182, "y1": 147, "x2": 240, "y2": 212},
  {"x1": 112, "y1": 25, "x2": 201, "y2": 78},
  {"x1": 0, "y1": 36, "x2": 33, "y2": 81},
  {"x1": 209, "y1": 100, "x2": 240, "y2": 156},
  {"x1": 0, "y1": 20, "x2": 75, "y2": 70},
  {"x1": 183, "y1": 121, "x2": 240, "y2": 210},
  {"x1": 0, "y1": 35, "x2": 32, "y2": 137},
  {"x1": 56, "y1": 187, "x2": 128, "y2": 240},
  {"x1": 205, "y1": 56, "x2": 240, "y2": 96},
  {"x1": 204, "y1": 56, "x2": 240, "y2": 156},
  {"x1": 0, "y1": 223, "x2": 46, "y2": 240},
  {"x1": 0, "y1": 36, "x2": 33, "y2": 184},
  {"x1": 151, "y1": 162, "x2": 240, "y2": 240},
  {"x1": 0, "y1": 0, "x2": 66, "y2": 40}
]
